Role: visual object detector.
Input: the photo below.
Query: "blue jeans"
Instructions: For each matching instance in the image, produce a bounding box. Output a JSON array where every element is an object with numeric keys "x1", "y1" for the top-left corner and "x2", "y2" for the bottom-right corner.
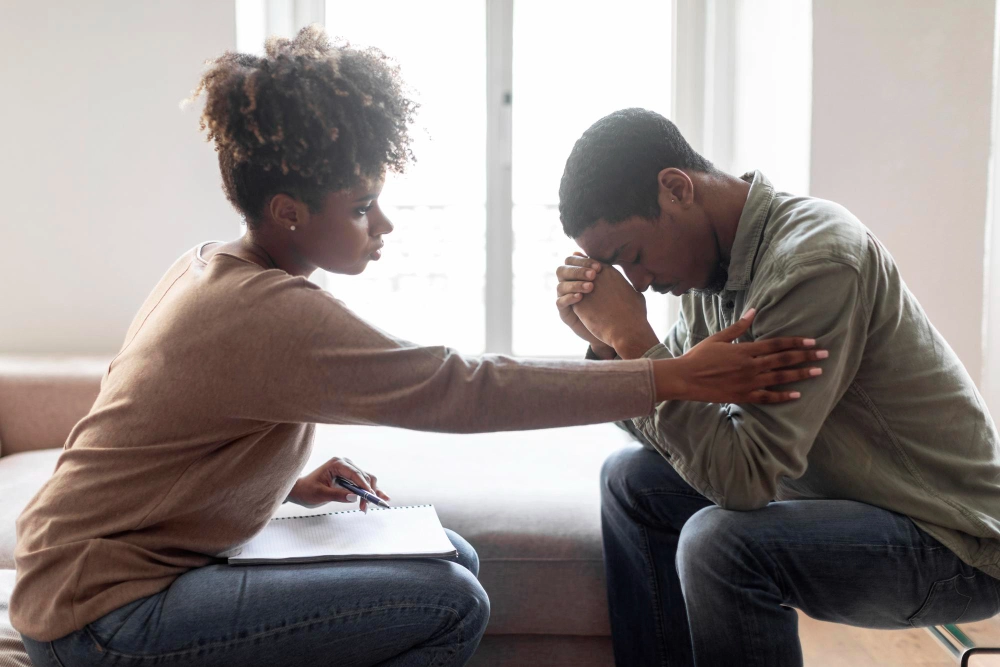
[
  {"x1": 601, "y1": 444, "x2": 1000, "y2": 667},
  {"x1": 22, "y1": 529, "x2": 488, "y2": 667}
]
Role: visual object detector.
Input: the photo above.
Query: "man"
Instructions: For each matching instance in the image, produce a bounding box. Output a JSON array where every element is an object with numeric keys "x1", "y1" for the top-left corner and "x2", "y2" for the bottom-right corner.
[{"x1": 554, "y1": 108, "x2": 1000, "y2": 667}]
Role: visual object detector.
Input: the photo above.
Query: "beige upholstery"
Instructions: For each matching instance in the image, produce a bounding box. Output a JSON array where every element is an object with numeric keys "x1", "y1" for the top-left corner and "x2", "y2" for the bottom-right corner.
[
  {"x1": 0, "y1": 356, "x2": 621, "y2": 665},
  {"x1": 0, "y1": 357, "x2": 107, "y2": 457},
  {"x1": 0, "y1": 570, "x2": 30, "y2": 667}
]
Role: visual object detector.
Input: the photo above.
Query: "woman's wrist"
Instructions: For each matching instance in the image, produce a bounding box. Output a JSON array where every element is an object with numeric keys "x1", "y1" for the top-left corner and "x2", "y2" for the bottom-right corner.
[{"x1": 651, "y1": 357, "x2": 690, "y2": 403}]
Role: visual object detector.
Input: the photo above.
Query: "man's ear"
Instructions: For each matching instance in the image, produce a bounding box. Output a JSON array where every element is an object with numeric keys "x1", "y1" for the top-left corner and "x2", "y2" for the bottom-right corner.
[
  {"x1": 268, "y1": 194, "x2": 309, "y2": 232},
  {"x1": 657, "y1": 168, "x2": 695, "y2": 209}
]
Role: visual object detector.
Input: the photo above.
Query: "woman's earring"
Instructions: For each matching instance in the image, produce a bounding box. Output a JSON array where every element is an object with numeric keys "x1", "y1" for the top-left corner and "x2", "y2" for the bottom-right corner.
[{"x1": 290, "y1": 225, "x2": 296, "y2": 231}]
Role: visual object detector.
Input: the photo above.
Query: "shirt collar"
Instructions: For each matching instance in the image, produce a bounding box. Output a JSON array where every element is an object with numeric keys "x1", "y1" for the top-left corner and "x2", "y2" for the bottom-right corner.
[{"x1": 724, "y1": 170, "x2": 775, "y2": 292}]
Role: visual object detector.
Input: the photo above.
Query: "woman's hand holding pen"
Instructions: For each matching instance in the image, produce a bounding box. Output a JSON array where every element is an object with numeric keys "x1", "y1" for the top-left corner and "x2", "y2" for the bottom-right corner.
[{"x1": 287, "y1": 456, "x2": 390, "y2": 512}]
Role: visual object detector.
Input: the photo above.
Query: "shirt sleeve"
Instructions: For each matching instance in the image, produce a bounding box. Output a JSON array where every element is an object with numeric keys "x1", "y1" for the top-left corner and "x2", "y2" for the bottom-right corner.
[
  {"x1": 235, "y1": 282, "x2": 657, "y2": 432},
  {"x1": 631, "y1": 259, "x2": 869, "y2": 510}
]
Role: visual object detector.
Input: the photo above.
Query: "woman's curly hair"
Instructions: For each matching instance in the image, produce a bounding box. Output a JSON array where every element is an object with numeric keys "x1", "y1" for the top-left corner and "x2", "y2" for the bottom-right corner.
[{"x1": 188, "y1": 25, "x2": 417, "y2": 225}]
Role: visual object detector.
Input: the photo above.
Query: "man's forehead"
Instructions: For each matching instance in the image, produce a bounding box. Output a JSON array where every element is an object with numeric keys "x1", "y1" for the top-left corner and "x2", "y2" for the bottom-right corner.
[{"x1": 576, "y1": 220, "x2": 629, "y2": 262}]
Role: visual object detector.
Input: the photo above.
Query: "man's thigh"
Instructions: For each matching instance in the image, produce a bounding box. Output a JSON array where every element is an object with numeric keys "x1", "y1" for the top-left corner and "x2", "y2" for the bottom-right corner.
[
  {"x1": 601, "y1": 443, "x2": 712, "y2": 529},
  {"x1": 682, "y1": 499, "x2": 1000, "y2": 629}
]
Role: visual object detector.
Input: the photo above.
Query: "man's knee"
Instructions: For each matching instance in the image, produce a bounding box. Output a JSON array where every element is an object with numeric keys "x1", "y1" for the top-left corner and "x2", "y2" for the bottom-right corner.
[{"x1": 676, "y1": 506, "x2": 751, "y2": 583}]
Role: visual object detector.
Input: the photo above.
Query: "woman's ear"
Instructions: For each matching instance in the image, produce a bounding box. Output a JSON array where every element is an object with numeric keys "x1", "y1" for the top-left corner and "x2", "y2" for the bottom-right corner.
[
  {"x1": 657, "y1": 168, "x2": 695, "y2": 209},
  {"x1": 268, "y1": 194, "x2": 309, "y2": 232}
]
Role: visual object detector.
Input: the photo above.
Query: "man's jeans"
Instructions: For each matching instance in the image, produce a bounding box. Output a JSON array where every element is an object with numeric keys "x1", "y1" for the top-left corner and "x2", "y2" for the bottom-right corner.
[
  {"x1": 22, "y1": 530, "x2": 488, "y2": 667},
  {"x1": 601, "y1": 444, "x2": 1000, "y2": 667}
]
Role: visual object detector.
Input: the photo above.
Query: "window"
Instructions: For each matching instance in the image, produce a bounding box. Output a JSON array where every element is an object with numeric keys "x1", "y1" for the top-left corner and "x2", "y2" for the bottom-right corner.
[
  {"x1": 510, "y1": 0, "x2": 674, "y2": 356},
  {"x1": 317, "y1": 0, "x2": 676, "y2": 355},
  {"x1": 235, "y1": 0, "x2": 813, "y2": 356}
]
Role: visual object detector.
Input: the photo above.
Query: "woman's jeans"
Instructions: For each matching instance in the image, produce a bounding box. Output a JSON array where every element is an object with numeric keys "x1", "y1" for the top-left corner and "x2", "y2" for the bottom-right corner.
[
  {"x1": 601, "y1": 444, "x2": 1000, "y2": 667},
  {"x1": 22, "y1": 530, "x2": 488, "y2": 667}
]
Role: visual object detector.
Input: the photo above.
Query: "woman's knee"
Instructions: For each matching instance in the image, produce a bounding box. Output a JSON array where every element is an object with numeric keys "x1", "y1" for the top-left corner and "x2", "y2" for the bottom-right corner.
[
  {"x1": 445, "y1": 529, "x2": 480, "y2": 577},
  {"x1": 439, "y1": 563, "x2": 491, "y2": 641}
]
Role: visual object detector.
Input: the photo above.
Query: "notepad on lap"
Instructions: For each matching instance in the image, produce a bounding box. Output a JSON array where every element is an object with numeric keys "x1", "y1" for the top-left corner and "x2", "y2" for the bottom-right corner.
[{"x1": 229, "y1": 504, "x2": 457, "y2": 565}]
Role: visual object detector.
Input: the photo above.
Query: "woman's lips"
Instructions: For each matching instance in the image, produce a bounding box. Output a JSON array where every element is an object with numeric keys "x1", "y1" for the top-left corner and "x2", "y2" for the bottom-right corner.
[{"x1": 369, "y1": 244, "x2": 383, "y2": 260}]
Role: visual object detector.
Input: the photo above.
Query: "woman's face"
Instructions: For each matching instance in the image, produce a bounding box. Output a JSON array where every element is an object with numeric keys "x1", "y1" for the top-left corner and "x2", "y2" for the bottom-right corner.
[{"x1": 295, "y1": 178, "x2": 393, "y2": 275}]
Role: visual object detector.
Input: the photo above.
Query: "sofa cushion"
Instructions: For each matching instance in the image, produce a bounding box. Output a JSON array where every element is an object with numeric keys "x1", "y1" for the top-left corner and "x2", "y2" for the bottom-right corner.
[
  {"x1": 1, "y1": 424, "x2": 630, "y2": 637},
  {"x1": 279, "y1": 423, "x2": 631, "y2": 636},
  {"x1": 0, "y1": 450, "x2": 60, "y2": 569},
  {"x1": 0, "y1": 570, "x2": 30, "y2": 667},
  {"x1": 0, "y1": 356, "x2": 106, "y2": 457}
]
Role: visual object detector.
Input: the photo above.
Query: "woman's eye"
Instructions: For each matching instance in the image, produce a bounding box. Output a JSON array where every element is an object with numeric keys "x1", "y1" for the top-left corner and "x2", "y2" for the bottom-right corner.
[{"x1": 355, "y1": 205, "x2": 372, "y2": 216}]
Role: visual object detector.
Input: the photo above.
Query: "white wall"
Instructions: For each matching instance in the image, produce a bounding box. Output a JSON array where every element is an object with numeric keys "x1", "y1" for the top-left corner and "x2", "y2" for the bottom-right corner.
[
  {"x1": 811, "y1": 0, "x2": 995, "y2": 386},
  {"x1": 0, "y1": 0, "x2": 237, "y2": 355}
]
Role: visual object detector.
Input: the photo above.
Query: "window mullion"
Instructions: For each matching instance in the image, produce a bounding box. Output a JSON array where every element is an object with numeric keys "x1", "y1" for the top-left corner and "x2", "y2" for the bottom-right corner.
[{"x1": 485, "y1": 0, "x2": 514, "y2": 355}]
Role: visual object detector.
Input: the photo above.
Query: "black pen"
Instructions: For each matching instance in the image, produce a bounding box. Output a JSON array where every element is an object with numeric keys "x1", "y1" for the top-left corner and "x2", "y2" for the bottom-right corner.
[{"x1": 335, "y1": 476, "x2": 391, "y2": 509}]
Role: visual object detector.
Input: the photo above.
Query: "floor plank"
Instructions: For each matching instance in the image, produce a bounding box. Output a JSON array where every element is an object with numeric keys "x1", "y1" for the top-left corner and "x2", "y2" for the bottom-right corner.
[{"x1": 796, "y1": 612, "x2": 1000, "y2": 666}]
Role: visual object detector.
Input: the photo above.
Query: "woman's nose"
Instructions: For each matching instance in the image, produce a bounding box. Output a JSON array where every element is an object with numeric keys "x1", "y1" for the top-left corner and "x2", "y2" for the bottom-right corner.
[{"x1": 372, "y1": 211, "x2": 394, "y2": 236}]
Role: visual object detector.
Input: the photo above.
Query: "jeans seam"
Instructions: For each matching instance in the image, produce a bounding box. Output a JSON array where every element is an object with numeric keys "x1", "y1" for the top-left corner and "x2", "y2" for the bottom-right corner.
[
  {"x1": 638, "y1": 522, "x2": 670, "y2": 667},
  {"x1": 89, "y1": 602, "x2": 463, "y2": 661},
  {"x1": 46, "y1": 641, "x2": 67, "y2": 667}
]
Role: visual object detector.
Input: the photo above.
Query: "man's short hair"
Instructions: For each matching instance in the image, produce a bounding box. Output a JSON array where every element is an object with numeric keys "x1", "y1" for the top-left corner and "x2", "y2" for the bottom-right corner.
[{"x1": 558, "y1": 108, "x2": 714, "y2": 238}]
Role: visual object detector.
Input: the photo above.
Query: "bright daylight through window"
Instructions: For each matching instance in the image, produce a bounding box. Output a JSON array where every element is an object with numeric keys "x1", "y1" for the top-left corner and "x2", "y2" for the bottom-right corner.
[{"x1": 319, "y1": 0, "x2": 675, "y2": 356}]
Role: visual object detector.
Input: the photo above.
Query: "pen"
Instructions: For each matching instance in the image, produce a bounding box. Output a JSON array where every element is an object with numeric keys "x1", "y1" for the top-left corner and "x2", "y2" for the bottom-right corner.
[{"x1": 335, "y1": 476, "x2": 391, "y2": 509}]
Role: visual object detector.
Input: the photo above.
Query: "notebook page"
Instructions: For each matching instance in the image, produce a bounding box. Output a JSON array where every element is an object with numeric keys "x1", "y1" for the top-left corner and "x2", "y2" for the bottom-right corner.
[{"x1": 229, "y1": 504, "x2": 457, "y2": 564}]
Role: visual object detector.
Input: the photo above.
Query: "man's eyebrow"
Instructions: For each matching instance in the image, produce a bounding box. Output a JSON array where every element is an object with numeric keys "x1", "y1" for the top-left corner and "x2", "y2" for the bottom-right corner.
[{"x1": 593, "y1": 244, "x2": 627, "y2": 265}]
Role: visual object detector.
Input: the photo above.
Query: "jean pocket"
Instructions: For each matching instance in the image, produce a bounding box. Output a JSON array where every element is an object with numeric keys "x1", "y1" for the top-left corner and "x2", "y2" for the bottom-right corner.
[
  {"x1": 908, "y1": 573, "x2": 976, "y2": 627},
  {"x1": 86, "y1": 597, "x2": 148, "y2": 649}
]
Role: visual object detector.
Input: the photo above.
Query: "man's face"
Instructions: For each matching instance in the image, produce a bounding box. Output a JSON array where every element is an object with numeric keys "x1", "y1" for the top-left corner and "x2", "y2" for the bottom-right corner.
[{"x1": 574, "y1": 211, "x2": 727, "y2": 296}]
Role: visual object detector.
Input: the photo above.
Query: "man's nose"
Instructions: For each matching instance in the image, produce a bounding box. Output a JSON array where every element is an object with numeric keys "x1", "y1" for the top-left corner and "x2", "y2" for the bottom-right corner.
[{"x1": 623, "y1": 266, "x2": 652, "y2": 292}]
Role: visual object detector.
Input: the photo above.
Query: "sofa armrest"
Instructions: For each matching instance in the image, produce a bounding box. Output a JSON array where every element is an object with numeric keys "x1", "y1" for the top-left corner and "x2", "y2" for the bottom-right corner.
[{"x1": 0, "y1": 356, "x2": 108, "y2": 457}]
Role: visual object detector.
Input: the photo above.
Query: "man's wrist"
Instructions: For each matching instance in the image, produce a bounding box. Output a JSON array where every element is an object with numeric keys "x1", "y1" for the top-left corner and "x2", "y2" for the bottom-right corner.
[
  {"x1": 612, "y1": 327, "x2": 660, "y2": 360},
  {"x1": 587, "y1": 342, "x2": 617, "y2": 360}
]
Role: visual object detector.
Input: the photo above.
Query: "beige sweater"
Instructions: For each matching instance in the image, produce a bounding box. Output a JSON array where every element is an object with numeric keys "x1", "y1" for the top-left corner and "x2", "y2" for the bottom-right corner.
[{"x1": 12, "y1": 245, "x2": 656, "y2": 641}]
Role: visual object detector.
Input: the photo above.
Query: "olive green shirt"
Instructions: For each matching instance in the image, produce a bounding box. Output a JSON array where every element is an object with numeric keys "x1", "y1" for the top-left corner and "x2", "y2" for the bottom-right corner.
[{"x1": 625, "y1": 170, "x2": 1000, "y2": 578}]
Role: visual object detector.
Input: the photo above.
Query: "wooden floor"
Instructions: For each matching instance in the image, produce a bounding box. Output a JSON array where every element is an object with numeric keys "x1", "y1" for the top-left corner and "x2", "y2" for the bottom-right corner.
[{"x1": 799, "y1": 613, "x2": 1000, "y2": 666}]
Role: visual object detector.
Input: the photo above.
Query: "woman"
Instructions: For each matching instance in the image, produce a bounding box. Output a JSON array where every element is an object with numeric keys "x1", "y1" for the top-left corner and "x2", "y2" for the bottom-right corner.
[{"x1": 13, "y1": 27, "x2": 824, "y2": 667}]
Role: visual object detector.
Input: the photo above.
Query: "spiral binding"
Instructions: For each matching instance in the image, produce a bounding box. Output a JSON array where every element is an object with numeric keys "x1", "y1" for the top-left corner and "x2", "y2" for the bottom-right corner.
[{"x1": 271, "y1": 504, "x2": 434, "y2": 521}]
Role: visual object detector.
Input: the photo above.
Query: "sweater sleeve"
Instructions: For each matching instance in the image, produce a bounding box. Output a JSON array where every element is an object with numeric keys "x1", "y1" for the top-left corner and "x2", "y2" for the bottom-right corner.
[{"x1": 234, "y1": 282, "x2": 657, "y2": 432}]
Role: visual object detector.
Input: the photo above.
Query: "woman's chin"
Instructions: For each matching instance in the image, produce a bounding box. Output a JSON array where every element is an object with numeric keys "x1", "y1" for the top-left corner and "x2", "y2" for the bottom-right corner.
[{"x1": 324, "y1": 258, "x2": 371, "y2": 276}]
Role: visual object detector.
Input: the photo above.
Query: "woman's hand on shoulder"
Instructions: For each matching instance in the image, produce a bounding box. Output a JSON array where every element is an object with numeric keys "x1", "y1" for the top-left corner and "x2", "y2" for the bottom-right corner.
[
  {"x1": 654, "y1": 309, "x2": 830, "y2": 404},
  {"x1": 287, "y1": 456, "x2": 390, "y2": 512}
]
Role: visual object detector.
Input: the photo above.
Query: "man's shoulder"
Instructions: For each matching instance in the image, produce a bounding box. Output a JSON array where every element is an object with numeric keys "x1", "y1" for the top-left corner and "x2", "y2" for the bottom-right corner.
[{"x1": 763, "y1": 193, "x2": 870, "y2": 272}]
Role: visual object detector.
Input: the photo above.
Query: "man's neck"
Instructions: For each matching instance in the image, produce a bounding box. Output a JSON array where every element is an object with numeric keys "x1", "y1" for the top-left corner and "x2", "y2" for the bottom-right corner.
[{"x1": 691, "y1": 170, "x2": 752, "y2": 268}]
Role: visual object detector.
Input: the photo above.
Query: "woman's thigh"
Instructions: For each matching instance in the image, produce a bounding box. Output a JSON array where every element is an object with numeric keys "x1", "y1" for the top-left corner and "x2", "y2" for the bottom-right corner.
[{"x1": 38, "y1": 530, "x2": 488, "y2": 667}]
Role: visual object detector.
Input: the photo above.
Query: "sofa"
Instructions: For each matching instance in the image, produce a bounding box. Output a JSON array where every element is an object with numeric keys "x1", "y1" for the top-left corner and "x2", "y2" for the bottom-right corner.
[{"x1": 0, "y1": 355, "x2": 631, "y2": 667}]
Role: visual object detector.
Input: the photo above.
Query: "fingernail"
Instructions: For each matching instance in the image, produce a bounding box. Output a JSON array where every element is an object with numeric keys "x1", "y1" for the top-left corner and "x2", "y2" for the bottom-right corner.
[
  {"x1": 809, "y1": 368, "x2": 823, "y2": 376},
  {"x1": 741, "y1": 308, "x2": 756, "y2": 320},
  {"x1": 816, "y1": 350, "x2": 829, "y2": 359},
  {"x1": 584, "y1": 282, "x2": 593, "y2": 289},
  {"x1": 790, "y1": 392, "x2": 802, "y2": 399},
  {"x1": 803, "y1": 338, "x2": 816, "y2": 347},
  {"x1": 586, "y1": 270, "x2": 595, "y2": 279},
  {"x1": 345, "y1": 494, "x2": 358, "y2": 502},
  {"x1": 592, "y1": 263, "x2": 600, "y2": 270}
]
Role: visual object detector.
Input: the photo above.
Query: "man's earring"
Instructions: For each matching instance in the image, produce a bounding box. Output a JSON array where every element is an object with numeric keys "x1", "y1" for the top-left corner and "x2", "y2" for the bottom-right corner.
[{"x1": 290, "y1": 225, "x2": 296, "y2": 231}]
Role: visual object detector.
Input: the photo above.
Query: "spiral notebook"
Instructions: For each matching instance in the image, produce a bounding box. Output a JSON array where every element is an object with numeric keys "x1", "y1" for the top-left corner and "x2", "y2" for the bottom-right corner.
[{"x1": 228, "y1": 504, "x2": 457, "y2": 565}]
